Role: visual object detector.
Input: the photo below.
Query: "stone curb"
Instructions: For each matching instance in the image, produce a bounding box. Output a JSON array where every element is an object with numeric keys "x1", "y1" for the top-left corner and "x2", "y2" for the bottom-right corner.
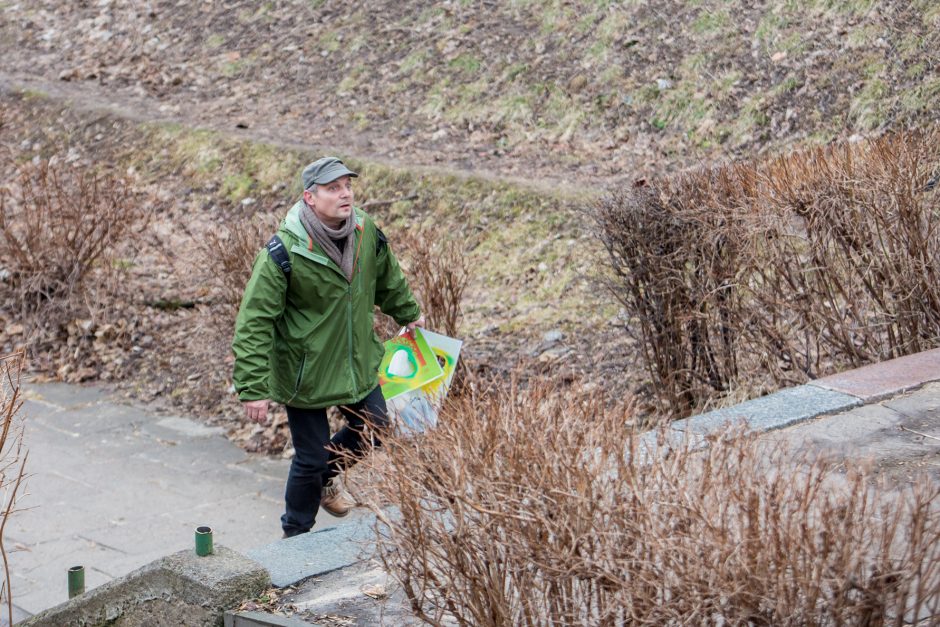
[
  {"x1": 245, "y1": 516, "x2": 376, "y2": 588},
  {"x1": 671, "y1": 348, "x2": 940, "y2": 438},
  {"x1": 670, "y1": 385, "x2": 863, "y2": 435},
  {"x1": 224, "y1": 609, "x2": 321, "y2": 626},
  {"x1": 810, "y1": 348, "x2": 940, "y2": 402}
]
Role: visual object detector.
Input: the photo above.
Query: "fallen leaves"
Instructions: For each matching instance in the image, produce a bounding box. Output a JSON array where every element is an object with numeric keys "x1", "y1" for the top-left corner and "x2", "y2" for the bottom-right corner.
[{"x1": 237, "y1": 585, "x2": 295, "y2": 614}]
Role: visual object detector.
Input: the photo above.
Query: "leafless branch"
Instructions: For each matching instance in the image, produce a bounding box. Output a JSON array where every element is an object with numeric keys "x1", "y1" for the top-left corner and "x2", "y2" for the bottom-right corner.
[{"x1": 0, "y1": 352, "x2": 28, "y2": 625}]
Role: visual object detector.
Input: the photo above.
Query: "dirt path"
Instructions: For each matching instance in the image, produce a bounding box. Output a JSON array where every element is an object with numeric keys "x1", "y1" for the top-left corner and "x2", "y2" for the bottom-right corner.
[{"x1": 0, "y1": 70, "x2": 608, "y2": 194}]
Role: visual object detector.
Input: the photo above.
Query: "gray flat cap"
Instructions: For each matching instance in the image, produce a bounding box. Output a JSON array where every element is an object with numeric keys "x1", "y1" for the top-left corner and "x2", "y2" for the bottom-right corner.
[{"x1": 301, "y1": 157, "x2": 358, "y2": 190}]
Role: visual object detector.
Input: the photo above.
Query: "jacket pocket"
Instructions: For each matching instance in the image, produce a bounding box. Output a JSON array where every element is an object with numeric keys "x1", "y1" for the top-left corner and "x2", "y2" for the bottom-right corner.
[{"x1": 286, "y1": 352, "x2": 307, "y2": 404}]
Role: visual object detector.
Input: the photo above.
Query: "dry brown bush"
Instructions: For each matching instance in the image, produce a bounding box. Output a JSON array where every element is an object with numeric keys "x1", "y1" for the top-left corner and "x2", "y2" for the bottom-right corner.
[
  {"x1": 597, "y1": 130, "x2": 940, "y2": 416},
  {"x1": 395, "y1": 224, "x2": 471, "y2": 340},
  {"x1": 0, "y1": 161, "x2": 137, "y2": 311},
  {"x1": 0, "y1": 161, "x2": 150, "y2": 379},
  {"x1": 363, "y1": 379, "x2": 940, "y2": 626},
  {"x1": 0, "y1": 352, "x2": 28, "y2": 625},
  {"x1": 200, "y1": 214, "x2": 278, "y2": 324},
  {"x1": 392, "y1": 223, "x2": 472, "y2": 395}
]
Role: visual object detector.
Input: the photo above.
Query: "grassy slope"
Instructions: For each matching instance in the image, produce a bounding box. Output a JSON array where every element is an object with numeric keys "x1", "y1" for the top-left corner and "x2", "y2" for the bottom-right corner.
[
  {"x1": 0, "y1": 1, "x2": 938, "y2": 419},
  {"x1": 1, "y1": 1, "x2": 937, "y2": 185}
]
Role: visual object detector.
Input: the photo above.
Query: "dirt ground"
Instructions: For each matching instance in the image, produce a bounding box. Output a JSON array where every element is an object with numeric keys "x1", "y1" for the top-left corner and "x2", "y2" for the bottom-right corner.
[{"x1": 2, "y1": 1, "x2": 937, "y2": 188}]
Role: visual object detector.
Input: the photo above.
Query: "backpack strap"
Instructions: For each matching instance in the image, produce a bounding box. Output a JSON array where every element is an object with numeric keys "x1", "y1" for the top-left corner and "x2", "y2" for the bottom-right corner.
[
  {"x1": 265, "y1": 235, "x2": 291, "y2": 286},
  {"x1": 375, "y1": 226, "x2": 389, "y2": 255}
]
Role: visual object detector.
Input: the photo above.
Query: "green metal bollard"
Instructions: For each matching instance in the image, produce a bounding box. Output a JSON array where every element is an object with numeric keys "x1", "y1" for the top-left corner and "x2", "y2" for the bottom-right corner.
[
  {"x1": 194, "y1": 525, "x2": 213, "y2": 556},
  {"x1": 67, "y1": 565, "x2": 85, "y2": 599}
]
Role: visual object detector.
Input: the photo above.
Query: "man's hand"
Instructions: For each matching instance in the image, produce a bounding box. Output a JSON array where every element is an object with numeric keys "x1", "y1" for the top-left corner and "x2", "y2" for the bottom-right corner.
[
  {"x1": 406, "y1": 315, "x2": 426, "y2": 332},
  {"x1": 243, "y1": 399, "x2": 271, "y2": 425}
]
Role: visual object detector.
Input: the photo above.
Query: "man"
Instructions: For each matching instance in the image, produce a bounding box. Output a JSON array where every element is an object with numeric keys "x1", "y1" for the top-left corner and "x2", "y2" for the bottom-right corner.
[{"x1": 232, "y1": 156, "x2": 423, "y2": 538}]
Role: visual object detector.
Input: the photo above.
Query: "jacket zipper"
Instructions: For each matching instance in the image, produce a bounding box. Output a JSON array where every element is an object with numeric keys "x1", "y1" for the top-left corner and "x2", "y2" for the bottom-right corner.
[
  {"x1": 346, "y1": 283, "x2": 359, "y2": 392},
  {"x1": 345, "y1": 226, "x2": 363, "y2": 393},
  {"x1": 287, "y1": 352, "x2": 306, "y2": 404}
]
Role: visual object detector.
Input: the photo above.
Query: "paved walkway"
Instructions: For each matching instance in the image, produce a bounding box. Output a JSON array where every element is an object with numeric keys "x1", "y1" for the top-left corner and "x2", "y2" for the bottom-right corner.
[
  {"x1": 782, "y1": 381, "x2": 940, "y2": 483},
  {"x1": 668, "y1": 348, "x2": 940, "y2": 484},
  {"x1": 7, "y1": 382, "x2": 356, "y2": 622}
]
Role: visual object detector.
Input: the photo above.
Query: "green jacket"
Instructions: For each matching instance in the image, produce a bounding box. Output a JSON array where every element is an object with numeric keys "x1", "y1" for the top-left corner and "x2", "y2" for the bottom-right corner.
[{"x1": 232, "y1": 202, "x2": 421, "y2": 408}]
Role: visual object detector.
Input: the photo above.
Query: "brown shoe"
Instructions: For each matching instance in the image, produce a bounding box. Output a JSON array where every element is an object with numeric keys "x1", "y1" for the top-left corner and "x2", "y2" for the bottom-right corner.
[{"x1": 320, "y1": 476, "x2": 354, "y2": 518}]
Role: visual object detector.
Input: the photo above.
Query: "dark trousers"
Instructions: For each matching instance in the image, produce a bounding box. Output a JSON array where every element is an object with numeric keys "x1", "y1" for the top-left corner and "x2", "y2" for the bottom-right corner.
[{"x1": 281, "y1": 385, "x2": 388, "y2": 537}]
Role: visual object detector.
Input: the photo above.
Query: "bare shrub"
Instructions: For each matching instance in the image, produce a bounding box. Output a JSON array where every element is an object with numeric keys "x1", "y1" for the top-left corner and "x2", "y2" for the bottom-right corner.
[
  {"x1": 0, "y1": 161, "x2": 150, "y2": 380},
  {"x1": 393, "y1": 223, "x2": 472, "y2": 398},
  {"x1": 0, "y1": 161, "x2": 136, "y2": 312},
  {"x1": 596, "y1": 171, "x2": 758, "y2": 416},
  {"x1": 760, "y1": 135, "x2": 940, "y2": 361},
  {"x1": 364, "y1": 379, "x2": 940, "y2": 626},
  {"x1": 0, "y1": 352, "x2": 28, "y2": 624},
  {"x1": 394, "y1": 225, "x2": 471, "y2": 339},
  {"x1": 199, "y1": 214, "x2": 278, "y2": 323},
  {"x1": 597, "y1": 130, "x2": 940, "y2": 416}
]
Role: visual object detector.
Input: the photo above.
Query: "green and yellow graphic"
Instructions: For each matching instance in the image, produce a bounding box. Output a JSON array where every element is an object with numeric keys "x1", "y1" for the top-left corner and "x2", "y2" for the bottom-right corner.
[{"x1": 378, "y1": 328, "x2": 444, "y2": 400}]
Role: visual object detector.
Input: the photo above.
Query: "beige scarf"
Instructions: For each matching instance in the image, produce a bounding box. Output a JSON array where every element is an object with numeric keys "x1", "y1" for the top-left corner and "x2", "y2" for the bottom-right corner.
[{"x1": 300, "y1": 202, "x2": 356, "y2": 282}]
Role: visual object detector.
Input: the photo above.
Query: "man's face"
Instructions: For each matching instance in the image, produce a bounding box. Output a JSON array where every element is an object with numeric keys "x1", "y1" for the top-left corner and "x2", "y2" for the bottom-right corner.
[{"x1": 304, "y1": 175, "x2": 354, "y2": 227}]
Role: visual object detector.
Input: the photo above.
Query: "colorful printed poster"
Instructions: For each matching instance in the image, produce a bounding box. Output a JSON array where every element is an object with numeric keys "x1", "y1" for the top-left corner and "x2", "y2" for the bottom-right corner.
[
  {"x1": 385, "y1": 329, "x2": 463, "y2": 434},
  {"x1": 378, "y1": 328, "x2": 444, "y2": 401}
]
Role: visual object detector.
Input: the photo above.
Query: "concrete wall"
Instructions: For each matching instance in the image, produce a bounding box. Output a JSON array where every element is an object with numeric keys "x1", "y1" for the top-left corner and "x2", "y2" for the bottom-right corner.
[{"x1": 19, "y1": 546, "x2": 269, "y2": 627}]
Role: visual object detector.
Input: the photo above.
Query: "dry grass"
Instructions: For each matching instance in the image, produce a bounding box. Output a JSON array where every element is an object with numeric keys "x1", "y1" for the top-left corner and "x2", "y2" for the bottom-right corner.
[
  {"x1": 361, "y1": 378, "x2": 940, "y2": 626},
  {"x1": 597, "y1": 130, "x2": 940, "y2": 417}
]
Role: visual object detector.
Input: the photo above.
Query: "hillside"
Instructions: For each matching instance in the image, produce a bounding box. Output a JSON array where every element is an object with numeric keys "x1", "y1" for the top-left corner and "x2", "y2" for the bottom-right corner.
[
  {"x1": 3, "y1": 1, "x2": 938, "y2": 186},
  {"x1": 0, "y1": 1, "x2": 938, "y2": 441}
]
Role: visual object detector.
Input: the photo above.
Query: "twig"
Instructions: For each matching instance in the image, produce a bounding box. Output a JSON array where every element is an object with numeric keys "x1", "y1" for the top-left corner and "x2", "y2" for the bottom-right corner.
[
  {"x1": 0, "y1": 352, "x2": 26, "y2": 625},
  {"x1": 899, "y1": 425, "x2": 940, "y2": 442},
  {"x1": 145, "y1": 298, "x2": 200, "y2": 310},
  {"x1": 0, "y1": 450, "x2": 27, "y2": 625}
]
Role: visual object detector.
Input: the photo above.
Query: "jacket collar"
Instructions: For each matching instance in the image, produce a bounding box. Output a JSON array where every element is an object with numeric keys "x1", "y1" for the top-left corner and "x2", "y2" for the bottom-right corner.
[
  {"x1": 285, "y1": 201, "x2": 364, "y2": 242},
  {"x1": 284, "y1": 201, "x2": 365, "y2": 274}
]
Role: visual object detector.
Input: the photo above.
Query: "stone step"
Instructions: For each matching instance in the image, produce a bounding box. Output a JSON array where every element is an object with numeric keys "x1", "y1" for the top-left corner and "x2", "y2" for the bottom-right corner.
[{"x1": 245, "y1": 514, "x2": 376, "y2": 588}]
